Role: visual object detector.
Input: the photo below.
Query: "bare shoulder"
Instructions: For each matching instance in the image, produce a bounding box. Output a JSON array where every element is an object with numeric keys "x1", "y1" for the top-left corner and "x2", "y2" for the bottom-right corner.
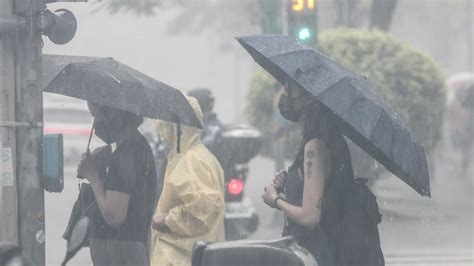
[
  {"x1": 304, "y1": 138, "x2": 331, "y2": 179},
  {"x1": 304, "y1": 138, "x2": 329, "y2": 157}
]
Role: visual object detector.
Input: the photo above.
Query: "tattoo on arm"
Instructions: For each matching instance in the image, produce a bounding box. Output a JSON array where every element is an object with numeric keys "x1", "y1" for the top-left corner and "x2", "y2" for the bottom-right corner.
[
  {"x1": 306, "y1": 160, "x2": 313, "y2": 179},
  {"x1": 317, "y1": 198, "x2": 322, "y2": 209},
  {"x1": 305, "y1": 149, "x2": 314, "y2": 179}
]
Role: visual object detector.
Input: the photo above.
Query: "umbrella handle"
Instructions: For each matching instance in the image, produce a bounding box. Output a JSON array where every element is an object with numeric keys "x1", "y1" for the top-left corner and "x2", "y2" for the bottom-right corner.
[
  {"x1": 77, "y1": 122, "x2": 94, "y2": 180},
  {"x1": 86, "y1": 121, "x2": 95, "y2": 153},
  {"x1": 176, "y1": 118, "x2": 182, "y2": 153}
]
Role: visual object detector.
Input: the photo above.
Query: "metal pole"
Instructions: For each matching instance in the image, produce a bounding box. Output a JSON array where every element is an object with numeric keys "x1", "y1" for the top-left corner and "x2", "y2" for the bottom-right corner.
[
  {"x1": 1, "y1": 0, "x2": 45, "y2": 264},
  {"x1": 15, "y1": 5, "x2": 46, "y2": 265},
  {"x1": 467, "y1": 0, "x2": 473, "y2": 71},
  {"x1": 0, "y1": 0, "x2": 19, "y2": 246}
]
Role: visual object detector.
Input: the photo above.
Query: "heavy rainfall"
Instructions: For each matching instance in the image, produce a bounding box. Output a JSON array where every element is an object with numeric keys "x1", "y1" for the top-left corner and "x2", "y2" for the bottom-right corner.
[{"x1": 0, "y1": 0, "x2": 472, "y2": 265}]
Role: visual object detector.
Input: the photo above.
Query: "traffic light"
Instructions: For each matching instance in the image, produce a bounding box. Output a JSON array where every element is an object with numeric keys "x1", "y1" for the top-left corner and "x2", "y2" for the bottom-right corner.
[{"x1": 287, "y1": 0, "x2": 318, "y2": 45}]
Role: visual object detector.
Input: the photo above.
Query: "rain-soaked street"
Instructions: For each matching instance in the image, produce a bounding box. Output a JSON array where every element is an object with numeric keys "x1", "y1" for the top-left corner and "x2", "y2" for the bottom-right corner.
[
  {"x1": 1, "y1": 0, "x2": 473, "y2": 265},
  {"x1": 47, "y1": 149, "x2": 473, "y2": 265}
]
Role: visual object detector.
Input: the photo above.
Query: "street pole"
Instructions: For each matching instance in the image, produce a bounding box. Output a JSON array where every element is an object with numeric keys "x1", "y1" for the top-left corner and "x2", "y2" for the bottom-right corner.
[
  {"x1": 0, "y1": 0, "x2": 20, "y2": 246},
  {"x1": 0, "y1": 1, "x2": 45, "y2": 265},
  {"x1": 15, "y1": 12, "x2": 46, "y2": 266}
]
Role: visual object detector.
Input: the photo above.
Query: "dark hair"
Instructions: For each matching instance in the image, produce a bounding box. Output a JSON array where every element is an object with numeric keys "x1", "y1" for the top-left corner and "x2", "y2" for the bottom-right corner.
[
  {"x1": 296, "y1": 101, "x2": 335, "y2": 158},
  {"x1": 117, "y1": 110, "x2": 143, "y2": 128},
  {"x1": 88, "y1": 102, "x2": 143, "y2": 129}
]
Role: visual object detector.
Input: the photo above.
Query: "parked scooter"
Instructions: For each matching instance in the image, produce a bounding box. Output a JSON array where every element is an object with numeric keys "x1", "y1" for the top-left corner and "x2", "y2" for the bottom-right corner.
[
  {"x1": 187, "y1": 89, "x2": 262, "y2": 240},
  {"x1": 207, "y1": 124, "x2": 262, "y2": 240}
]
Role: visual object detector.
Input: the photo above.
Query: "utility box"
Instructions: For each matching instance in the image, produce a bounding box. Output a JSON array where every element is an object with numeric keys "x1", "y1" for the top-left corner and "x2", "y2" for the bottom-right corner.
[{"x1": 43, "y1": 134, "x2": 64, "y2": 192}]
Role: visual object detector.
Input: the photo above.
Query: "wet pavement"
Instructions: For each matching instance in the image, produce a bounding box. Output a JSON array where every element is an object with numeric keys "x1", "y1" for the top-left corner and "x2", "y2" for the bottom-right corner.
[
  {"x1": 45, "y1": 148, "x2": 473, "y2": 265},
  {"x1": 246, "y1": 154, "x2": 473, "y2": 265}
]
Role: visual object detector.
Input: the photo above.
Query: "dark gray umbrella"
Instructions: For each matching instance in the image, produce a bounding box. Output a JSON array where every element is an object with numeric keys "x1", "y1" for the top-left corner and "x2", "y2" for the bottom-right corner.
[
  {"x1": 42, "y1": 54, "x2": 202, "y2": 129},
  {"x1": 238, "y1": 34, "x2": 430, "y2": 196}
]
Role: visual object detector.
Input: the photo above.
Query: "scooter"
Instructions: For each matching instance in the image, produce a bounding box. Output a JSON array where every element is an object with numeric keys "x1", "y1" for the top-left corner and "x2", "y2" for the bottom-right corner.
[{"x1": 205, "y1": 124, "x2": 262, "y2": 240}]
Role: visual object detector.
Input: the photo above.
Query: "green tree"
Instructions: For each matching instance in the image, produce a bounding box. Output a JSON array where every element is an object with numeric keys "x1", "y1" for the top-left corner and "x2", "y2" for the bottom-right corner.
[{"x1": 244, "y1": 28, "x2": 446, "y2": 175}]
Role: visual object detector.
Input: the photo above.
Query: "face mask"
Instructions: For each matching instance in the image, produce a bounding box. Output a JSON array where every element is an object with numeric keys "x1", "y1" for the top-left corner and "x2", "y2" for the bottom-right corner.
[
  {"x1": 278, "y1": 94, "x2": 302, "y2": 122},
  {"x1": 94, "y1": 120, "x2": 115, "y2": 144},
  {"x1": 93, "y1": 112, "x2": 125, "y2": 144}
]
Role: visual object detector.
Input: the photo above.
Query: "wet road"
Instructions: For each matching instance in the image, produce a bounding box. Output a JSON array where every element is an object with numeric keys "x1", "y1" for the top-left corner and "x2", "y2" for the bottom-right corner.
[
  {"x1": 45, "y1": 155, "x2": 473, "y2": 265},
  {"x1": 245, "y1": 156, "x2": 473, "y2": 265},
  {"x1": 45, "y1": 166, "x2": 91, "y2": 265}
]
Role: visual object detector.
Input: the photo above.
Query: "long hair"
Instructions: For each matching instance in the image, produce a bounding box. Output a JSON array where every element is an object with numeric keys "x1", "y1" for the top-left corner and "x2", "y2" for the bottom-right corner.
[{"x1": 296, "y1": 101, "x2": 335, "y2": 158}]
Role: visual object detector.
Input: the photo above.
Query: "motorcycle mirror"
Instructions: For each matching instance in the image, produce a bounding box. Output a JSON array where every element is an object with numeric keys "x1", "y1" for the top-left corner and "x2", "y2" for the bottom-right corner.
[{"x1": 61, "y1": 216, "x2": 90, "y2": 266}]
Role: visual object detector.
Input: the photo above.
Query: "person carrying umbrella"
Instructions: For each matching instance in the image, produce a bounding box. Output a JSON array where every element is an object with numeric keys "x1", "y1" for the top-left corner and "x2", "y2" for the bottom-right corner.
[
  {"x1": 77, "y1": 103, "x2": 157, "y2": 266},
  {"x1": 41, "y1": 55, "x2": 204, "y2": 266},
  {"x1": 239, "y1": 34, "x2": 431, "y2": 266},
  {"x1": 150, "y1": 97, "x2": 225, "y2": 266},
  {"x1": 262, "y1": 81, "x2": 352, "y2": 265}
]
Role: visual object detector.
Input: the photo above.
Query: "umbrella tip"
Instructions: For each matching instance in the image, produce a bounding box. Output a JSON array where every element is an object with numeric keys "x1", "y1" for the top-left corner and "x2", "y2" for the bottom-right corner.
[{"x1": 421, "y1": 187, "x2": 431, "y2": 198}]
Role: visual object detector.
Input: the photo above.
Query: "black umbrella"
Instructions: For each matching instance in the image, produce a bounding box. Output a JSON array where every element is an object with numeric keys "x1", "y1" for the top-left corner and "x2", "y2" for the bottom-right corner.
[
  {"x1": 238, "y1": 34, "x2": 430, "y2": 197},
  {"x1": 42, "y1": 54, "x2": 202, "y2": 129}
]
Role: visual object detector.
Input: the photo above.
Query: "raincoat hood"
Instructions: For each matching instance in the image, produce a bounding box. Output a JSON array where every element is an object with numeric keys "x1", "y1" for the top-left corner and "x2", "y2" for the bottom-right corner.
[
  {"x1": 156, "y1": 97, "x2": 204, "y2": 155},
  {"x1": 151, "y1": 97, "x2": 225, "y2": 266}
]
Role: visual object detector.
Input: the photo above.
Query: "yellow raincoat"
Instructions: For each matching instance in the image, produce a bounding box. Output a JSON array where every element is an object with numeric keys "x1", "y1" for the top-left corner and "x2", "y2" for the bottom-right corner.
[{"x1": 150, "y1": 97, "x2": 225, "y2": 266}]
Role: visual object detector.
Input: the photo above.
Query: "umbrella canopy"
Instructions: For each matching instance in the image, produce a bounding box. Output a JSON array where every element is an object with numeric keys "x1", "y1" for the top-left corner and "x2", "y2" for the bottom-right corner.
[
  {"x1": 42, "y1": 54, "x2": 202, "y2": 129},
  {"x1": 238, "y1": 34, "x2": 430, "y2": 196}
]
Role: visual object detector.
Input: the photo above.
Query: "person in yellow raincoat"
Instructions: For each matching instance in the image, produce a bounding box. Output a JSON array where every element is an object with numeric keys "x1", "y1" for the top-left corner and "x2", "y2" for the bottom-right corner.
[{"x1": 150, "y1": 97, "x2": 225, "y2": 266}]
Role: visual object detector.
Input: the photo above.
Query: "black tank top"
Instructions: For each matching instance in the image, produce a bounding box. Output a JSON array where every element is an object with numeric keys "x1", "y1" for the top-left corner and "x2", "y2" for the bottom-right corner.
[{"x1": 282, "y1": 128, "x2": 354, "y2": 265}]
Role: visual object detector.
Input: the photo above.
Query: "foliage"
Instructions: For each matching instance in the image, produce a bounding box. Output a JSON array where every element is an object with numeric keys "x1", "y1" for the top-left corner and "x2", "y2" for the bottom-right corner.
[
  {"x1": 244, "y1": 68, "x2": 280, "y2": 138},
  {"x1": 318, "y1": 28, "x2": 446, "y2": 151}
]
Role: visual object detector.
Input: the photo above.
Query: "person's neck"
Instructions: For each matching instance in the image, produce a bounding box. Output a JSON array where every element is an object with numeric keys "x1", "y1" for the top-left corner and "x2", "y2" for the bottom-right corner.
[
  {"x1": 297, "y1": 109, "x2": 308, "y2": 127},
  {"x1": 115, "y1": 127, "x2": 139, "y2": 145}
]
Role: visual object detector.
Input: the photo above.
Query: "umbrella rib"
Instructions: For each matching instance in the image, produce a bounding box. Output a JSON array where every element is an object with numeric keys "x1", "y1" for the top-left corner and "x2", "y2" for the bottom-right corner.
[{"x1": 103, "y1": 71, "x2": 121, "y2": 84}]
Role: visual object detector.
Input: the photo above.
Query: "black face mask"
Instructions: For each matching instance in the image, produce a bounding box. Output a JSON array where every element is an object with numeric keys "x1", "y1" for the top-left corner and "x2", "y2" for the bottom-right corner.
[
  {"x1": 93, "y1": 120, "x2": 115, "y2": 144},
  {"x1": 93, "y1": 115, "x2": 125, "y2": 144},
  {"x1": 278, "y1": 94, "x2": 302, "y2": 122}
]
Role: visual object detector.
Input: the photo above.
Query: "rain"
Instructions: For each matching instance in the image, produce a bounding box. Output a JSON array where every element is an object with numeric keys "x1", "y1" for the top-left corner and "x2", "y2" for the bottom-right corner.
[{"x1": 0, "y1": 0, "x2": 472, "y2": 266}]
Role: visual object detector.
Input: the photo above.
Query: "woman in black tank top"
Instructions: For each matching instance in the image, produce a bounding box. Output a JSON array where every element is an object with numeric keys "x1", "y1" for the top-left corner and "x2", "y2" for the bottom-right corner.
[{"x1": 262, "y1": 81, "x2": 354, "y2": 265}]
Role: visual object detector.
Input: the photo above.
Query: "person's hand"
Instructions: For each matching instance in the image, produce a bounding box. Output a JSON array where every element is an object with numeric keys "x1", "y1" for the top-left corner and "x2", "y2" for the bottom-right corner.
[
  {"x1": 77, "y1": 152, "x2": 100, "y2": 182},
  {"x1": 262, "y1": 185, "x2": 279, "y2": 208},
  {"x1": 151, "y1": 213, "x2": 169, "y2": 232},
  {"x1": 273, "y1": 170, "x2": 288, "y2": 189},
  {"x1": 91, "y1": 145, "x2": 112, "y2": 162},
  {"x1": 90, "y1": 146, "x2": 112, "y2": 178}
]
